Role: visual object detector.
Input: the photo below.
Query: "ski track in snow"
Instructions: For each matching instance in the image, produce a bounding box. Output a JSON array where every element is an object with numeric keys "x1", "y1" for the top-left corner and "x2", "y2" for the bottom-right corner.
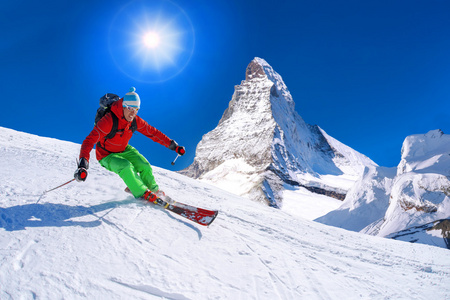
[{"x1": 1, "y1": 127, "x2": 450, "y2": 299}]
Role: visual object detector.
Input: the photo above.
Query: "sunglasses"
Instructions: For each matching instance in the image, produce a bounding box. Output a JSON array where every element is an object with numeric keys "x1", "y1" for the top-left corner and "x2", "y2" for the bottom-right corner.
[{"x1": 123, "y1": 104, "x2": 139, "y2": 112}]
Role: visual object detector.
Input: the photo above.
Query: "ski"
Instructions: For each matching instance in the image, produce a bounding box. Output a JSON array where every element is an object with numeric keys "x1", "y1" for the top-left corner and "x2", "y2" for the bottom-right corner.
[
  {"x1": 125, "y1": 189, "x2": 218, "y2": 226},
  {"x1": 152, "y1": 197, "x2": 219, "y2": 226}
]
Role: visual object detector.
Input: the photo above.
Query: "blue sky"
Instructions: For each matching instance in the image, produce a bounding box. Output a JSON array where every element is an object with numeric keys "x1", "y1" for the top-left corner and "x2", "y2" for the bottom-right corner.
[{"x1": 1, "y1": 0, "x2": 450, "y2": 172}]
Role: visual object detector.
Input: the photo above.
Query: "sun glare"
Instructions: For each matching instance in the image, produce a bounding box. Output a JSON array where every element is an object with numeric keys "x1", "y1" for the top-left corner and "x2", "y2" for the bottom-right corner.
[
  {"x1": 143, "y1": 32, "x2": 160, "y2": 48},
  {"x1": 109, "y1": 0, "x2": 195, "y2": 83}
]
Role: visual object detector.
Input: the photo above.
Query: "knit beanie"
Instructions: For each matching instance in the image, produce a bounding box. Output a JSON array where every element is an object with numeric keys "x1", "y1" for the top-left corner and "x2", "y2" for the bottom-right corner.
[{"x1": 123, "y1": 87, "x2": 140, "y2": 108}]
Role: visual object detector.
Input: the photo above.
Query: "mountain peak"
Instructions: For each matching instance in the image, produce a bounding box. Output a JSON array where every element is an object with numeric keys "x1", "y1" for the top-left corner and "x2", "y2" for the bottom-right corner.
[
  {"x1": 182, "y1": 58, "x2": 376, "y2": 206},
  {"x1": 245, "y1": 57, "x2": 268, "y2": 81}
]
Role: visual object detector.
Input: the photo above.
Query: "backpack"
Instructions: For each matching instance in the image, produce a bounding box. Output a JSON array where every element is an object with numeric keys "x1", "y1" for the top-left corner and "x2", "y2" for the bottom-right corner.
[{"x1": 95, "y1": 93, "x2": 137, "y2": 142}]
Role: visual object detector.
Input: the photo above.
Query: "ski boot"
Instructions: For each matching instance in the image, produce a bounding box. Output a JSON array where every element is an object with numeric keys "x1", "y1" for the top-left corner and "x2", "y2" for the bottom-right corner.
[{"x1": 143, "y1": 190, "x2": 158, "y2": 203}]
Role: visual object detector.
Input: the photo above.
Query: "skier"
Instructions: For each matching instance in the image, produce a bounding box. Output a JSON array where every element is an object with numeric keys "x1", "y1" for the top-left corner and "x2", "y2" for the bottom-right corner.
[{"x1": 74, "y1": 87, "x2": 185, "y2": 203}]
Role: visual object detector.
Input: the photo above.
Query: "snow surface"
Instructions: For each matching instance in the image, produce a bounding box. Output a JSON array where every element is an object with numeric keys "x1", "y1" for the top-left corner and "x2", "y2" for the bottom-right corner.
[
  {"x1": 281, "y1": 187, "x2": 342, "y2": 220},
  {"x1": 1, "y1": 126, "x2": 450, "y2": 299}
]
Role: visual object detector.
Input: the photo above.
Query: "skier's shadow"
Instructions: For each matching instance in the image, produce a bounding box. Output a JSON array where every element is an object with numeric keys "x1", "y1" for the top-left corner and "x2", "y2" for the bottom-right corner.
[
  {"x1": 0, "y1": 199, "x2": 134, "y2": 231},
  {"x1": 1, "y1": 199, "x2": 204, "y2": 240}
]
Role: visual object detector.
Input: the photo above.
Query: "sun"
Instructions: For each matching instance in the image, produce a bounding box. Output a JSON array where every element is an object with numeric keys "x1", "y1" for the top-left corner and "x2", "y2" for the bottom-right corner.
[
  {"x1": 143, "y1": 32, "x2": 160, "y2": 49},
  {"x1": 108, "y1": 0, "x2": 195, "y2": 83}
]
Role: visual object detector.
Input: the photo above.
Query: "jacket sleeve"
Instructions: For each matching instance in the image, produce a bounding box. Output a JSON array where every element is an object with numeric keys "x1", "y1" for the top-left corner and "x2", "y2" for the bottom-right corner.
[
  {"x1": 79, "y1": 115, "x2": 113, "y2": 161},
  {"x1": 135, "y1": 116, "x2": 172, "y2": 147}
]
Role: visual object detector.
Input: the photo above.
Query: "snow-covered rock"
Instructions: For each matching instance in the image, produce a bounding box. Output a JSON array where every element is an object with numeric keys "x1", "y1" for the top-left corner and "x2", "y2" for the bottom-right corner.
[
  {"x1": 386, "y1": 219, "x2": 450, "y2": 249},
  {"x1": 397, "y1": 129, "x2": 450, "y2": 175},
  {"x1": 317, "y1": 129, "x2": 450, "y2": 249},
  {"x1": 374, "y1": 130, "x2": 450, "y2": 238},
  {"x1": 182, "y1": 58, "x2": 377, "y2": 207}
]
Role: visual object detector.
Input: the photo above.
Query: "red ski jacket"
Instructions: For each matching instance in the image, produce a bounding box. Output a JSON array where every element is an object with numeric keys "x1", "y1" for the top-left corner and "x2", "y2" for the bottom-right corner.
[{"x1": 79, "y1": 99, "x2": 172, "y2": 162}]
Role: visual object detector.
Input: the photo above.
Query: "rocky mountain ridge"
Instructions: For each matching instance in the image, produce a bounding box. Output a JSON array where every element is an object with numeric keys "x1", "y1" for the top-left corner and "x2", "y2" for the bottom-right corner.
[{"x1": 181, "y1": 57, "x2": 377, "y2": 206}]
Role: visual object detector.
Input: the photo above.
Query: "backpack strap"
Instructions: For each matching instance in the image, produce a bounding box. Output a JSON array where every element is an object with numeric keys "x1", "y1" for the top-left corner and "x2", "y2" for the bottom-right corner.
[
  {"x1": 130, "y1": 118, "x2": 137, "y2": 133},
  {"x1": 105, "y1": 113, "x2": 119, "y2": 140},
  {"x1": 96, "y1": 113, "x2": 119, "y2": 153}
]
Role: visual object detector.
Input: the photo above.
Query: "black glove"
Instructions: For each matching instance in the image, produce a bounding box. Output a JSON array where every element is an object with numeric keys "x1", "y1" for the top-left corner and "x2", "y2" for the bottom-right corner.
[
  {"x1": 74, "y1": 158, "x2": 89, "y2": 182},
  {"x1": 169, "y1": 140, "x2": 186, "y2": 156}
]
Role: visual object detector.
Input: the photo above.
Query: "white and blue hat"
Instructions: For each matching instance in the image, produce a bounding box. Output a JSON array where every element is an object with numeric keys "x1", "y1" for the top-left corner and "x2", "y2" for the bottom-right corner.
[{"x1": 123, "y1": 87, "x2": 140, "y2": 108}]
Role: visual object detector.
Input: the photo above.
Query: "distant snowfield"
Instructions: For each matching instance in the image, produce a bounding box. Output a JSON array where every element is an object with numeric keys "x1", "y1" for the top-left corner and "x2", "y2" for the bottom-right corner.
[
  {"x1": 282, "y1": 187, "x2": 342, "y2": 220},
  {"x1": 1, "y1": 127, "x2": 449, "y2": 299},
  {"x1": 198, "y1": 158, "x2": 344, "y2": 220}
]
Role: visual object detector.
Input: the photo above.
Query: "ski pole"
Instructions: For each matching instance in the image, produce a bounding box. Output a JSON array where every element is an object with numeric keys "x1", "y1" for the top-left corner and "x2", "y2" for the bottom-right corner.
[
  {"x1": 171, "y1": 154, "x2": 180, "y2": 166},
  {"x1": 43, "y1": 178, "x2": 76, "y2": 194},
  {"x1": 37, "y1": 178, "x2": 76, "y2": 204}
]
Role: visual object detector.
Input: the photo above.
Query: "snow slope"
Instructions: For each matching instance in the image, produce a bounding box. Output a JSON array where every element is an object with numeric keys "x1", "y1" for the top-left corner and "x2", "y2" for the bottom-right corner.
[{"x1": 1, "y1": 126, "x2": 450, "y2": 299}]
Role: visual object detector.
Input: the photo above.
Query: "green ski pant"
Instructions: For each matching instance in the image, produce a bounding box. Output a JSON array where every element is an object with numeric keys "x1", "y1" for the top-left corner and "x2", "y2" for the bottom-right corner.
[{"x1": 99, "y1": 145, "x2": 158, "y2": 198}]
